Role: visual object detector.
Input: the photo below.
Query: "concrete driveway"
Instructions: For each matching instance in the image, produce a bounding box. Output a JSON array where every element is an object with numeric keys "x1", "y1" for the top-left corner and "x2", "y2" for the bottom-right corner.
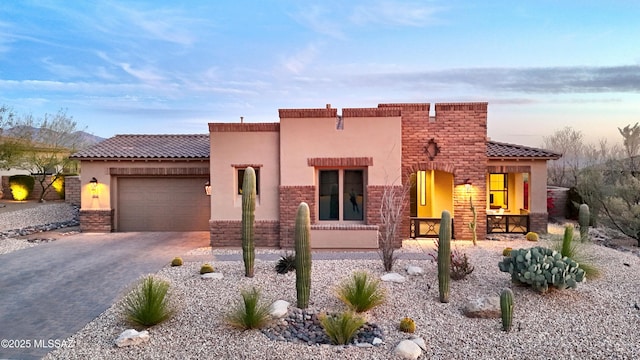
[{"x1": 0, "y1": 231, "x2": 209, "y2": 360}]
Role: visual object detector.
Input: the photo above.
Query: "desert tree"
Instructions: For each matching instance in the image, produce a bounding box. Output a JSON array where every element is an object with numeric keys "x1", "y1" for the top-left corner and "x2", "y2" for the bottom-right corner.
[
  {"x1": 541, "y1": 126, "x2": 586, "y2": 187},
  {"x1": 378, "y1": 176, "x2": 408, "y2": 272}
]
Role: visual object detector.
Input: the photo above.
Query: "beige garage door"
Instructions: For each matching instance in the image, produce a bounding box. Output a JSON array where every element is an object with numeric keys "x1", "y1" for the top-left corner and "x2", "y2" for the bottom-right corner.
[{"x1": 118, "y1": 177, "x2": 210, "y2": 231}]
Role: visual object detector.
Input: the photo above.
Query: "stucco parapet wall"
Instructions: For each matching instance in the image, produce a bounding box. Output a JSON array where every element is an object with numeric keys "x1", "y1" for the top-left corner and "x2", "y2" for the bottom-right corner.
[
  {"x1": 208, "y1": 123, "x2": 280, "y2": 132},
  {"x1": 307, "y1": 157, "x2": 373, "y2": 167},
  {"x1": 278, "y1": 108, "x2": 337, "y2": 118},
  {"x1": 341, "y1": 108, "x2": 401, "y2": 117}
]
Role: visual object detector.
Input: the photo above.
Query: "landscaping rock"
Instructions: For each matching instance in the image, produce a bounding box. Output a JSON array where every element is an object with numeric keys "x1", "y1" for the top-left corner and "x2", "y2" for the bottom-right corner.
[
  {"x1": 381, "y1": 272, "x2": 405, "y2": 283},
  {"x1": 406, "y1": 265, "x2": 424, "y2": 276},
  {"x1": 270, "y1": 300, "x2": 290, "y2": 318},
  {"x1": 200, "y1": 273, "x2": 224, "y2": 280},
  {"x1": 372, "y1": 337, "x2": 383, "y2": 345},
  {"x1": 115, "y1": 329, "x2": 150, "y2": 348},
  {"x1": 462, "y1": 296, "x2": 501, "y2": 318},
  {"x1": 395, "y1": 339, "x2": 422, "y2": 360},
  {"x1": 410, "y1": 336, "x2": 428, "y2": 351}
]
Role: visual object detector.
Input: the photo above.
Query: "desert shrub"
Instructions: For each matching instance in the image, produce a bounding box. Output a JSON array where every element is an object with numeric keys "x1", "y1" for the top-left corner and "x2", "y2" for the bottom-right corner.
[
  {"x1": 121, "y1": 275, "x2": 175, "y2": 328},
  {"x1": 319, "y1": 311, "x2": 365, "y2": 345},
  {"x1": 200, "y1": 263, "x2": 214, "y2": 274},
  {"x1": 9, "y1": 175, "x2": 34, "y2": 201},
  {"x1": 52, "y1": 175, "x2": 65, "y2": 198},
  {"x1": 429, "y1": 240, "x2": 474, "y2": 280},
  {"x1": 171, "y1": 257, "x2": 183, "y2": 267},
  {"x1": 336, "y1": 271, "x2": 386, "y2": 313},
  {"x1": 398, "y1": 317, "x2": 416, "y2": 333},
  {"x1": 225, "y1": 287, "x2": 271, "y2": 330},
  {"x1": 498, "y1": 246, "x2": 586, "y2": 293},
  {"x1": 525, "y1": 232, "x2": 539, "y2": 241},
  {"x1": 275, "y1": 252, "x2": 295, "y2": 274}
]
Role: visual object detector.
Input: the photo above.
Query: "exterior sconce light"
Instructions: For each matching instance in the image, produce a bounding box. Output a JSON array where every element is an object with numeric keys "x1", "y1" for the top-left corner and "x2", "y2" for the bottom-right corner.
[
  {"x1": 89, "y1": 177, "x2": 99, "y2": 198},
  {"x1": 464, "y1": 179, "x2": 472, "y2": 194},
  {"x1": 204, "y1": 181, "x2": 212, "y2": 196}
]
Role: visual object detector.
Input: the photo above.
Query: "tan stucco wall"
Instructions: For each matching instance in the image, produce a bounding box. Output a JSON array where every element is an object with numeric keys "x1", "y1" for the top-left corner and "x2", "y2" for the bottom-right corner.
[
  {"x1": 279, "y1": 115, "x2": 402, "y2": 186},
  {"x1": 486, "y1": 159, "x2": 548, "y2": 214},
  {"x1": 79, "y1": 160, "x2": 209, "y2": 213},
  {"x1": 210, "y1": 130, "x2": 280, "y2": 221}
]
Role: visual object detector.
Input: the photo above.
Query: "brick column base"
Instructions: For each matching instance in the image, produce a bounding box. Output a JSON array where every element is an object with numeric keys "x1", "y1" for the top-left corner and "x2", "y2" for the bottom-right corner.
[
  {"x1": 529, "y1": 212, "x2": 549, "y2": 234},
  {"x1": 80, "y1": 209, "x2": 114, "y2": 232},
  {"x1": 209, "y1": 220, "x2": 280, "y2": 247}
]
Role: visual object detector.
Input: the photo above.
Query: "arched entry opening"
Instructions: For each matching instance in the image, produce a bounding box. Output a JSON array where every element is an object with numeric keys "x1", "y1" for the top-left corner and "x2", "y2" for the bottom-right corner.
[{"x1": 409, "y1": 170, "x2": 454, "y2": 238}]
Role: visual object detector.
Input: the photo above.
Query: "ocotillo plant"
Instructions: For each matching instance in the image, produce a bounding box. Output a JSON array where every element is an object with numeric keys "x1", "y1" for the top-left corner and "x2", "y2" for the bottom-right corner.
[
  {"x1": 242, "y1": 167, "x2": 256, "y2": 278},
  {"x1": 438, "y1": 210, "x2": 452, "y2": 303},
  {"x1": 500, "y1": 288, "x2": 514, "y2": 331},
  {"x1": 561, "y1": 224, "x2": 574, "y2": 257},
  {"x1": 578, "y1": 203, "x2": 590, "y2": 242},
  {"x1": 295, "y1": 202, "x2": 311, "y2": 309},
  {"x1": 468, "y1": 196, "x2": 477, "y2": 246}
]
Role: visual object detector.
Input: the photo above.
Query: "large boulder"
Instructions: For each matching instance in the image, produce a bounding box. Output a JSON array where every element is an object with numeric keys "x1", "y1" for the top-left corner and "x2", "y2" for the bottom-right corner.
[
  {"x1": 115, "y1": 329, "x2": 150, "y2": 348},
  {"x1": 381, "y1": 272, "x2": 406, "y2": 283},
  {"x1": 270, "y1": 300, "x2": 290, "y2": 318},
  {"x1": 406, "y1": 265, "x2": 424, "y2": 276},
  {"x1": 462, "y1": 296, "x2": 501, "y2": 318}
]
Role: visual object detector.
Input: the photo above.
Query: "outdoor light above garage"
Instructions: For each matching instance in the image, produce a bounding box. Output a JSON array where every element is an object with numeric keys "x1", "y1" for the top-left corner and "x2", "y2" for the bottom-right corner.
[
  {"x1": 204, "y1": 180, "x2": 211, "y2": 196},
  {"x1": 89, "y1": 177, "x2": 99, "y2": 198}
]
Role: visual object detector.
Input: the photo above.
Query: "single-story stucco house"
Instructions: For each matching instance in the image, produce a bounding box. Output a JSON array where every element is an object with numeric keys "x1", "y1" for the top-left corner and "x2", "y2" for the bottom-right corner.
[{"x1": 71, "y1": 102, "x2": 560, "y2": 248}]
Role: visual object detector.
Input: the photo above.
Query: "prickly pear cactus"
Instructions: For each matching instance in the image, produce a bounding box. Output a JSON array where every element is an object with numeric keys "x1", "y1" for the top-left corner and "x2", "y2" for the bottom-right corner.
[
  {"x1": 242, "y1": 167, "x2": 256, "y2": 278},
  {"x1": 579, "y1": 204, "x2": 590, "y2": 242},
  {"x1": 500, "y1": 288, "x2": 514, "y2": 331},
  {"x1": 438, "y1": 210, "x2": 451, "y2": 303},
  {"x1": 498, "y1": 246, "x2": 586, "y2": 293},
  {"x1": 295, "y1": 202, "x2": 311, "y2": 309}
]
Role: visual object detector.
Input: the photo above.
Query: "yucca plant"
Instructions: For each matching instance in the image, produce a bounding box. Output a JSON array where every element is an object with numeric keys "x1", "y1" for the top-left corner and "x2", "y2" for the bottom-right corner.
[
  {"x1": 122, "y1": 275, "x2": 175, "y2": 328},
  {"x1": 225, "y1": 287, "x2": 271, "y2": 330},
  {"x1": 336, "y1": 271, "x2": 386, "y2": 313},
  {"x1": 319, "y1": 311, "x2": 366, "y2": 345}
]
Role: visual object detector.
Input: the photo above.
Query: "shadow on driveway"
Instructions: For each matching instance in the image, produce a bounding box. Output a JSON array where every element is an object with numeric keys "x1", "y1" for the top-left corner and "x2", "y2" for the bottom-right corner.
[{"x1": 0, "y1": 231, "x2": 208, "y2": 360}]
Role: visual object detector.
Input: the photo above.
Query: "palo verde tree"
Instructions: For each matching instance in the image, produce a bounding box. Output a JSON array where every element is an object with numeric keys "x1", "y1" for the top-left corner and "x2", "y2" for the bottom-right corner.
[{"x1": 5, "y1": 108, "x2": 86, "y2": 202}]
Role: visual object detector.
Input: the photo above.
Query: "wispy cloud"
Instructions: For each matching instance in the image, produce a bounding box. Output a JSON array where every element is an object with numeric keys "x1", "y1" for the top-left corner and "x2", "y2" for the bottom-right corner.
[
  {"x1": 292, "y1": 5, "x2": 346, "y2": 39},
  {"x1": 350, "y1": 65, "x2": 640, "y2": 94},
  {"x1": 282, "y1": 43, "x2": 320, "y2": 74},
  {"x1": 350, "y1": 1, "x2": 444, "y2": 27}
]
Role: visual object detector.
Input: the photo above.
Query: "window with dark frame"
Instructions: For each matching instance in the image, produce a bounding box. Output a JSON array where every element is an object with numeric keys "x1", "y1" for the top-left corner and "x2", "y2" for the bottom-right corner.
[
  {"x1": 489, "y1": 173, "x2": 508, "y2": 208},
  {"x1": 237, "y1": 168, "x2": 260, "y2": 195},
  {"x1": 318, "y1": 169, "x2": 364, "y2": 221}
]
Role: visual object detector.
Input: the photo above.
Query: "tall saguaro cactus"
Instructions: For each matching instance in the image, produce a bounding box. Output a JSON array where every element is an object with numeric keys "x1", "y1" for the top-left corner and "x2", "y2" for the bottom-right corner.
[
  {"x1": 242, "y1": 167, "x2": 256, "y2": 278},
  {"x1": 295, "y1": 202, "x2": 312, "y2": 309},
  {"x1": 578, "y1": 203, "x2": 590, "y2": 243},
  {"x1": 438, "y1": 210, "x2": 452, "y2": 303}
]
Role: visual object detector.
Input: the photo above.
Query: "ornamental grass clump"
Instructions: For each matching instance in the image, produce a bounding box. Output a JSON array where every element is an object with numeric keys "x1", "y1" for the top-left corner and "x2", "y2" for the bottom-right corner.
[
  {"x1": 121, "y1": 275, "x2": 175, "y2": 328},
  {"x1": 225, "y1": 287, "x2": 271, "y2": 330},
  {"x1": 319, "y1": 311, "x2": 366, "y2": 345},
  {"x1": 336, "y1": 271, "x2": 386, "y2": 313},
  {"x1": 551, "y1": 225, "x2": 601, "y2": 279}
]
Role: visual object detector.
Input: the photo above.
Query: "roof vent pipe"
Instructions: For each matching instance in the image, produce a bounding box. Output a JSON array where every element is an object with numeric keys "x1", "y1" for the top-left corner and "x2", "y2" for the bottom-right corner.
[{"x1": 240, "y1": 116, "x2": 244, "y2": 123}]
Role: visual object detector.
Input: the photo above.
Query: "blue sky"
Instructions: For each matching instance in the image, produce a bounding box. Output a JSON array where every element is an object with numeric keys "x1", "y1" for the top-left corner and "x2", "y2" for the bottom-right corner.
[{"x1": 1, "y1": 1, "x2": 639, "y2": 147}]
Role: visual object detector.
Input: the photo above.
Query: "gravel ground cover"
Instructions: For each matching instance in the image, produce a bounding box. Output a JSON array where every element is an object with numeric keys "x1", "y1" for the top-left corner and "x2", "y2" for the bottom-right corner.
[{"x1": 43, "y1": 238, "x2": 640, "y2": 360}]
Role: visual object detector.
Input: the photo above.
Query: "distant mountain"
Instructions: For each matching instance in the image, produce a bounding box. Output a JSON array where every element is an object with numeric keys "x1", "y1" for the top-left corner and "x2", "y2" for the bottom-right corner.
[
  {"x1": 75, "y1": 131, "x2": 105, "y2": 146},
  {"x1": 3, "y1": 126, "x2": 105, "y2": 149}
]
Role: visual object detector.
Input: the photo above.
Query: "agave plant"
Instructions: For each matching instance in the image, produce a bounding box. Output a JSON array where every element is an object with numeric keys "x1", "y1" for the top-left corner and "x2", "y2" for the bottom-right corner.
[{"x1": 275, "y1": 252, "x2": 295, "y2": 274}]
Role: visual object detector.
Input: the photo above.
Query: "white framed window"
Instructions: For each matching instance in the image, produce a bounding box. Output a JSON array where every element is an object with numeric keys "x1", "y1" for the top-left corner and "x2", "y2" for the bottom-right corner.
[{"x1": 318, "y1": 169, "x2": 365, "y2": 222}]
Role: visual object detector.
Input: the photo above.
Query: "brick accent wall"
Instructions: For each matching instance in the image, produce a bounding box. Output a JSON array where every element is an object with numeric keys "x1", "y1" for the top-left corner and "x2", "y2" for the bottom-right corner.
[
  {"x1": 65, "y1": 176, "x2": 81, "y2": 206},
  {"x1": 209, "y1": 123, "x2": 280, "y2": 132},
  {"x1": 367, "y1": 185, "x2": 404, "y2": 247},
  {"x1": 279, "y1": 185, "x2": 316, "y2": 248},
  {"x1": 307, "y1": 157, "x2": 373, "y2": 167},
  {"x1": 529, "y1": 212, "x2": 548, "y2": 233},
  {"x1": 109, "y1": 167, "x2": 209, "y2": 176},
  {"x1": 209, "y1": 220, "x2": 280, "y2": 247},
  {"x1": 80, "y1": 209, "x2": 114, "y2": 232},
  {"x1": 386, "y1": 102, "x2": 489, "y2": 241}
]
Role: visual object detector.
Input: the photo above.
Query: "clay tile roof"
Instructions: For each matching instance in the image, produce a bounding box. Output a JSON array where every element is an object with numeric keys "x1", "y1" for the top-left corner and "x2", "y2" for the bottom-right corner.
[
  {"x1": 488, "y1": 141, "x2": 561, "y2": 159},
  {"x1": 70, "y1": 134, "x2": 209, "y2": 159}
]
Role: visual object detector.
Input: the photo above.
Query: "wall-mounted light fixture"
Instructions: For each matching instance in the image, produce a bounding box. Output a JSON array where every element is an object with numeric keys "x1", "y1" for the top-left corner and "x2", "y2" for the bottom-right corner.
[
  {"x1": 417, "y1": 171, "x2": 426, "y2": 206},
  {"x1": 89, "y1": 177, "x2": 99, "y2": 198},
  {"x1": 204, "y1": 180, "x2": 212, "y2": 196},
  {"x1": 464, "y1": 178, "x2": 472, "y2": 194}
]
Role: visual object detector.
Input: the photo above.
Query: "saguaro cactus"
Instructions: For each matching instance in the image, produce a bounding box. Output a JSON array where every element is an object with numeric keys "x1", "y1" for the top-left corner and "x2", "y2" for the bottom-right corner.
[
  {"x1": 438, "y1": 210, "x2": 452, "y2": 303},
  {"x1": 500, "y1": 288, "x2": 514, "y2": 331},
  {"x1": 242, "y1": 167, "x2": 256, "y2": 278},
  {"x1": 578, "y1": 203, "x2": 590, "y2": 243},
  {"x1": 295, "y1": 202, "x2": 312, "y2": 309},
  {"x1": 561, "y1": 224, "x2": 573, "y2": 257}
]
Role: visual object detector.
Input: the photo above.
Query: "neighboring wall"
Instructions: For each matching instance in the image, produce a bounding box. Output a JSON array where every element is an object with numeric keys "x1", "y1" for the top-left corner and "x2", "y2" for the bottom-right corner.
[{"x1": 1, "y1": 175, "x2": 66, "y2": 202}]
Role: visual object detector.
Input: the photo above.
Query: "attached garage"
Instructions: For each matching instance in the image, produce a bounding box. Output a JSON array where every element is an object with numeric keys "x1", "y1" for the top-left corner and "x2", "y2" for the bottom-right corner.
[{"x1": 117, "y1": 177, "x2": 210, "y2": 231}]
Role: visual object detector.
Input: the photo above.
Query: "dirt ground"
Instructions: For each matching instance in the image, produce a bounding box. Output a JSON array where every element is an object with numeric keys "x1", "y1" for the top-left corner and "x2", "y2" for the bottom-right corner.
[{"x1": 0, "y1": 199, "x2": 80, "y2": 240}]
